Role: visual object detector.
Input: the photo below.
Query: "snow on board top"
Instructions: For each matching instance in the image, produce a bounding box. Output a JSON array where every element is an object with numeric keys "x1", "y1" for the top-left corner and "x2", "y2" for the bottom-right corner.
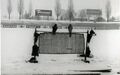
[{"x1": 36, "y1": 28, "x2": 87, "y2": 33}]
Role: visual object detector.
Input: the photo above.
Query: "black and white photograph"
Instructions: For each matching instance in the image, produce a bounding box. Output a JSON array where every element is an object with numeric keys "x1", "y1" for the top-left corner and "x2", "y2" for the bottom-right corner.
[{"x1": 0, "y1": 0, "x2": 120, "y2": 75}]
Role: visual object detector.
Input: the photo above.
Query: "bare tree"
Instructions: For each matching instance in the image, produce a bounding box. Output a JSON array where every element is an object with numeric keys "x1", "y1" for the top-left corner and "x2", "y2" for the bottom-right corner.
[
  {"x1": 79, "y1": 9, "x2": 88, "y2": 21},
  {"x1": 105, "y1": 0, "x2": 111, "y2": 22},
  {"x1": 55, "y1": 0, "x2": 61, "y2": 20},
  {"x1": 18, "y1": 0, "x2": 24, "y2": 19},
  {"x1": 23, "y1": 11, "x2": 29, "y2": 19},
  {"x1": 7, "y1": 0, "x2": 12, "y2": 20},
  {"x1": 28, "y1": 0, "x2": 32, "y2": 18},
  {"x1": 67, "y1": 0, "x2": 74, "y2": 21}
]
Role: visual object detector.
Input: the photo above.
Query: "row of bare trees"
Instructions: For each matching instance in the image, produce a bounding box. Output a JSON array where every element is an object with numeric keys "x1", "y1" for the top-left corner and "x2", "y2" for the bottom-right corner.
[
  {"x1": 55, "y1": 0, "x2": 61, "y2": 20},
  {"x1": 7, "y1": 0, "x2": 32, "y2": 20},
  {"x1": 17, "y1": 0, "x2": 24, "y2": 19},
  {"x1": 55, "y1": 0, "x2": 74, "y2": 21},
  {"x1": 54, "y1": 0, "x2": 112, "y2": 21},
  {"x1": 7, "y1": 0, "x2": 112, "y2": 22}
]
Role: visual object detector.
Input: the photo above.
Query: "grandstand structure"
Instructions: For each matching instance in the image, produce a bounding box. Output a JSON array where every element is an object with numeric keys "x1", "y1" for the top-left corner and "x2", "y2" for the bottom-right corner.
[{"x1": 1, "y1": 20, "x2": 120, "y2": 29}]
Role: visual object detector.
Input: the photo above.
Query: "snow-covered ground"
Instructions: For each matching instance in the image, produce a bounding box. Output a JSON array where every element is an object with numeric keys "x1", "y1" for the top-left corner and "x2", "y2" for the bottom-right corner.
[{"x1": 1, "y1": 28, "x2": 120, "y2": 75}]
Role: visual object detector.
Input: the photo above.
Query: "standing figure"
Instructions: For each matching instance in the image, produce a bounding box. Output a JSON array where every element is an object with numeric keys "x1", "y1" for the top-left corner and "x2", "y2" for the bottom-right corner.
[
  {"x1": 86, "y1": 29, "x2": 96, "y2": 57},
  {"x1": 68, "y1": 24, "x2": 73, "y2": 37},
  {"x1": 32, "y1": 44, "x2": 39, "y2": 58},
  {"x1": 34, "y1": 28, "x2": 40, "y2": 44},
  {"x1": 86, "y1": 45, "x2": 91, "y2": 57},
  {"x1": 52, "y1": 24, "x2": 58, "y2": 35},
  {"x1": 80, "y1": 29, "x2": 96, "y2": 57},
  {"x1": 81, "y1": 29, "x2": 96, "y2": 63},
  {"x1": 26, "y1": 44, "x2": 39, "y2": 63},
  {"x1": 87, "y1": 29, "x2": 96, "y2": 43}
]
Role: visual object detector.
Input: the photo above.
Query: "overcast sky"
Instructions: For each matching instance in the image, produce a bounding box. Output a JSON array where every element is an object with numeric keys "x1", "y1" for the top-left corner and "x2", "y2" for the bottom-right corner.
[{"x1": 1, "y1": 0, "x2": 120, "y2": 19}]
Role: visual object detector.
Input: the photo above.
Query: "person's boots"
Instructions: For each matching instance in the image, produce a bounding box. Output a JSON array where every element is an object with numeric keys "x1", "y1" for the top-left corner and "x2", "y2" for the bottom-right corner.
[
  {"x1": 33, "y1": 57, "x2": 38, "y2": 63},
  {"x1": 28, "y1": 57, "x2": 38, "y2": 63}
]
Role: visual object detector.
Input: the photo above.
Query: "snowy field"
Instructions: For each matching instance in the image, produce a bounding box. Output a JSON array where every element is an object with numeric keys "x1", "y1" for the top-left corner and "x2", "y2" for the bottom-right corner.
[{"x1": 1, "y1": 28, "x2": 120, "y2": 75}]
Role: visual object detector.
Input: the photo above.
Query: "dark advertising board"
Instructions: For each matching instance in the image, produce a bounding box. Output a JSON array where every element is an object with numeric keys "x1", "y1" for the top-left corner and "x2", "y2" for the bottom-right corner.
[
  {"x1": 86, "y1": 9, "x2": 102, "y2": 16},
  {"x1": 35, "y1": 9, "x2": 52, "y2": 16}
]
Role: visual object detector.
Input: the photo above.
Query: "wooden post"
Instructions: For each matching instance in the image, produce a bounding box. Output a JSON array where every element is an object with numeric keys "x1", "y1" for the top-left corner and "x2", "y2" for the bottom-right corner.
[
  {"x1": 84, "y1": 33, "x2": 87, "y2": 61},
  {"x1": 84, "y1": 30, "x2": 90, "y2": 63}
]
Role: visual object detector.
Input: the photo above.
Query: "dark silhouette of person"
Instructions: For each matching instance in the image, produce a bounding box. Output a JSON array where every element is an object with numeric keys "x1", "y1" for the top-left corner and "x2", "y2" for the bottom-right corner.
[
  {"x1": 80, "y1": 29, "x2": 96, "y2": 57},
  {"x1": 80, "y1": 45, "x2": 91, "y2": 57},
  {"x1": 32, "y1": 44, "x2": 39, "y2": 57},
  {"x1": 52, "y1": 24, "x2": 58, "y2": 35},
  {"x1": 26, "y1": 44, "x2": 39, "y2": 63},
  {"x1": 68, "y1": 24, "x2": 73, "y2": 37},
  {"x1": 86, "y1": 45, "x2": 91, "y2": 57},
  {"x1": 34, "y1": 28, "x2": 40, "y2": 44},
  {"x1": 87, "y1": 29, "x2": 96, "y2": 43},
  {"x1": 86, "y1": 29, "x2": 96, "y2": 57},
  {"x1": 30, "y1": 44, "x2": 39, "y2": 63}
]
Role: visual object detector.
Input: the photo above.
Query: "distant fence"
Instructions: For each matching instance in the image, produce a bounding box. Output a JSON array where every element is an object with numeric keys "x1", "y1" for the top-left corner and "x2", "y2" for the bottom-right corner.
[{"x1": 1, "y1": 20, "x2": 120, "y2": 30}]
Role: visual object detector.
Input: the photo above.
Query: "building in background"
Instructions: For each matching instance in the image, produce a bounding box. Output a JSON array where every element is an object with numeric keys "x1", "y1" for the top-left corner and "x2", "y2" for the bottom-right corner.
[{"x1": 79, "y1": 9, "x2": 102, "y2": 21}]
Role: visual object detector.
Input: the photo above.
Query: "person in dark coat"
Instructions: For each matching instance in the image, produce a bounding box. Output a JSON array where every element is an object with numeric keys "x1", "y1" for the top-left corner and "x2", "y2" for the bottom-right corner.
[
  {"x1": 86, "y1": 29, "x2": 96, "y2": 57},
  {"x1": 80, "y1": 45, "x2": 91, "y2": 57},
  {"x1": 80, "y1": 29, "x2": 96, "y2": 57},
  {"x1": 86, "y1": 45, "x2": 91, "y2": 57},
  {"x1": 27, "y1": 44, "x2": 39, "y2": 63},
  {"x1": 52, "y1": 24, "x2": 58, "y2": 35},
  {"x1": 34, "y1": 28, "x2": 40, "y2": 44},
  {"x1": 32, "y1": 44, "x2": 39, "y2": 57},
  {"x1": 68, "y1": 24, "x2": 73, "y2": 37},
  {"x1": 87, "y1": 29, "x2": 96, "y2": 43},
  {"x1": 30, "y1": 44, "x2": 39, "y2": 63}
]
